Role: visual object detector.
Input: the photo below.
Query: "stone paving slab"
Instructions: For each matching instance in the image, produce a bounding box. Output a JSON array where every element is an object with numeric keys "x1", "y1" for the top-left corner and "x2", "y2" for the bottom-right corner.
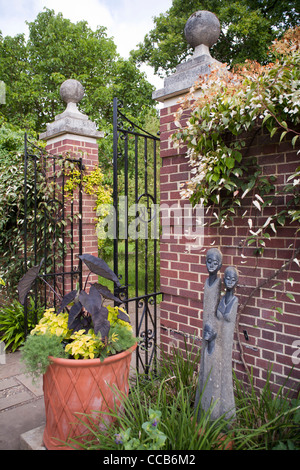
[
  {"x1": 0, "y1": 390, "x2": 33, "y2": 412},
  {"x1": 0, "y1": 377, "x2": 19, "y2": 392},
  {"x1": 16, "y1": 373, "x2": 43, "y2": 397},
  {"x1": 0, "y1": 351, "x2": 23, "y2": 378},
  {"x1": 0, "y1": 398, "x2": 45, "y2": 450},
  {"x1": 20, "y1": 425, "x2": 46, "y2": 450},
  {"x1": 0, "y1": 361, "x2": 22, "y2": 380},
  {"x1": 0, "y1": 351, "x2": 46, "y2": 449}
]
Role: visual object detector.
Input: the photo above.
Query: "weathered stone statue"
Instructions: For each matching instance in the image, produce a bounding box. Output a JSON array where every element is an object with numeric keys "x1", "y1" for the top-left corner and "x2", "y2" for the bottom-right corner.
[
  {"x1": 194, "y1": 248, "x2": 222, "y2": 421},
  {"x1": 195, "y1": 250, "x2": 239, "y2": 424},
  {"x1": 216, "y1": 266, "x2": 239, "y2": 421}
]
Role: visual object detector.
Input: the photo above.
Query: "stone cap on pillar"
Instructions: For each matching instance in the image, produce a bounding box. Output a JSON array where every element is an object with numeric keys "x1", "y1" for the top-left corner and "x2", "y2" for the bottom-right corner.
[
  {"x1": 153, "y1": 10, "x2": 222, "y2": 104},
  {"x1": 39, "y1": 79, "x2": 104, "y2": 141}
]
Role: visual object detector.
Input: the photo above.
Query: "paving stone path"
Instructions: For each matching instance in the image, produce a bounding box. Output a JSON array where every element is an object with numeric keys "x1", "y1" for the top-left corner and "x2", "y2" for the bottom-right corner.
[{"x1": 0, "y1": 351, "x2": 45, "y2": 450}]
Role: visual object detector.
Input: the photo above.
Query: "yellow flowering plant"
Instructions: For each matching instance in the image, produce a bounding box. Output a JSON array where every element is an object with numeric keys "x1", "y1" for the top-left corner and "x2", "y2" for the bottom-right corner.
[
  {"x1": 63, "y1": 164, "x2": 112, "y2": 250},
  {"x1": 30, "y1": 308, "x2": 72, "y2": 339},
  {"x1": 19, "y1": 254, "x2": 138, "y2": 365},
  {"x1": 65, "y1": 329, "x2": 103, "y2": 360}
]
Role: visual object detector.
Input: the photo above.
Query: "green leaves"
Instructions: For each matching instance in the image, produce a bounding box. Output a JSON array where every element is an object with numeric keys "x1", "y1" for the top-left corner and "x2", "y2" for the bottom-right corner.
[
  {"x1": 20, "y1": 332, "x2": 67, "y2": 381},
  {"x1": 131, "y1": 0, "x2": 299, "y2": 75},
  {"x1": 286, "y1": 292, "x2": 296, "y2": 302},
  {"x1": 225, "y1": 157, "x2": 235, "y2": 169},
  {"x1": 114, "y1": 408, "x2": 167, "y2": 450},
  {"x1": 0, "y1": 299, "x2": 43, "y2": 352},
  {"x1": 0, "y1": 9, "x2": 154, "y2": 134},
  {"x1": 292, "y1": 135, "x2": 299, "y2": 148},
  {"x1": 174, "y1": 27, "x2": 300, "y2": 240},
  {"x1": 104, "y1": 322, "x2": 136, "y2": 361}
]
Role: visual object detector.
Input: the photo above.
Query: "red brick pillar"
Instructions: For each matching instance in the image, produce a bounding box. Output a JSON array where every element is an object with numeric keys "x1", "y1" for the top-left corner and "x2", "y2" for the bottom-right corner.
[
  {"x1": 152, "y1": 11, "x2": 223, "y2": 354},
  {"x1": 40, "y1": 79, "x2": 103, "y2": 294},
  {"x1": 158, "y1": 103, "x2": 204, "y2": 354}
]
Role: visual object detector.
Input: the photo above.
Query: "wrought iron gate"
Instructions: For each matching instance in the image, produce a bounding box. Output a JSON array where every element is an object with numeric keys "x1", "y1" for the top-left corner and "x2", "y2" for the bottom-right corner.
[
  {"x1": 23, "y1": 133, "x2": 83, "y2": 334},
  {"x1": 112, "y1": 98, "x2": 161, "y2": 374}
]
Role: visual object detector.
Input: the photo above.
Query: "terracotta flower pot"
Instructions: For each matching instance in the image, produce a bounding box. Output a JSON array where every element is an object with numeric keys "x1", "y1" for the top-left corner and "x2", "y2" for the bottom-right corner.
[{"x1": 43, "y1": 344, "x2": 137, "y2": 450}]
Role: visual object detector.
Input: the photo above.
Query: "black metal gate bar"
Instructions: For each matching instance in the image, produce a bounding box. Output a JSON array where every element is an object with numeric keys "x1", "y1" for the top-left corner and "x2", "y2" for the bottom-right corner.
[
  {"x1": 23, "y1": 134, "x2": 83, "y2": 332},
  {"x1": 113, "y1": 97, "x2": 119, "y2": 283},
  {"x1": 112, "y1": 98, "x2": 161, "y2": 375},
  {"x1": 23, "y1": 133, "x2": 29, "y2": 336}
]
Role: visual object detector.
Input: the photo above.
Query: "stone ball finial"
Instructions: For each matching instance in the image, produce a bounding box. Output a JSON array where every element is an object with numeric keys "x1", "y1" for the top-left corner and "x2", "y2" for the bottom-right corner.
[
  {"x1": 60, "y1": 79, "x2": 84, "y2": 104},
  {"x1": 184, "y1": 10, "x2": 220, "y2": 49}
]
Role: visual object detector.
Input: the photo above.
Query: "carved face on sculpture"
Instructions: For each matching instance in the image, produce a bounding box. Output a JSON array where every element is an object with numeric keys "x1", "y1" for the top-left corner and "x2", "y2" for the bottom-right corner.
[
  {"x1": 206, "y1": 248, "x2": 222, "y2": 275},
  {"x1": 203, "y1": 323, "x2": 217, "y2": 341},
  {"x1": 224, "y1": 267, "x2": 238, "y2": 291}
]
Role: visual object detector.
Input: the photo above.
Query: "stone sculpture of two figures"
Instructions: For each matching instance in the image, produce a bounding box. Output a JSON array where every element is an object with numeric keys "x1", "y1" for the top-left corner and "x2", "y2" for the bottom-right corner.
[{"x1": 194, "y1": 248, "x2": 239, "y2": 424}]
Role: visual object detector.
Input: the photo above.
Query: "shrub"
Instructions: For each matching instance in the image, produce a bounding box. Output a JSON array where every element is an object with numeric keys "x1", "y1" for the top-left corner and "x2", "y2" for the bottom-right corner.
[
  {"x1": 66, "y1": 342, "x2": 300, "y2": 451},
  {"x1": 20, "y1": 333, "x2": 67, "y2": 382},
  {"x1": 174, "y1": 27, "x2": 300, "y2": 249},
  {"x1": 65, "y1": 342, "x2": 234, "y2": 451},
  {"x1": 0, "y1": 298, "x2": 43, "y2": 351},
  {"x1": 233, "y1": 369, "x2": 300, "y2": 450}
]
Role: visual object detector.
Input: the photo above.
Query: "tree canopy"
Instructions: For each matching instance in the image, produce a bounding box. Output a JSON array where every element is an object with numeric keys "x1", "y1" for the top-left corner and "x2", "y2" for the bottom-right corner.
[
  {"x1": 0, "y1": 8, "x2": 155, "y2": 134},
  {"x1": 131, "y1": 0, "x2": 300, "y2": 76},
  {"x1": 0, "y1": 9, "x2": 159, "y2": 297}
]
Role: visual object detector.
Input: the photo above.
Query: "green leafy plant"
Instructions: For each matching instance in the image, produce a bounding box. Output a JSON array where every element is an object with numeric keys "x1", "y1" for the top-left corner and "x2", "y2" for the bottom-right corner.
[
  {"x1": 158, "y1": 336, "x2": 201, "y2": 394},
  {"x1": 132, "y1": 0, "x2": 299, "y2": 76},
  {"x1": 114, "y1": 409, "x2": 167, "y2": 450},
  {"x1": 0, "y1": 298, "x2": 43, "y2": 352},
  {"x1": 30, "y1": 308, "x2": 72, "y2": 338},
  {"x1": 65, "y1": 340, "x2": 300, "y2": 451},
  {"x1": 0, "y1": 124, "x2": 34, "y2": 293},
  {"x1": 233, "y1": 368, "x2": 300, "y2": 450},
  {"x1": 20, "y1": 333, "x2": 67, "y2": 382},
  {"x1": 0, "y1": 126, "x2": 66, "y2": 296},
  {"x1": 63, "y1": 164, "x2": 112, "y2": 251},
  {"x1": 173, "y1": 27, "x2": 300, "y2": 250},
  {"x1": 19, "y1": 254, "x2": 138, "y2": 375},
  {"x1": 65, "y1": 341, "x2": 235, "y2": 451}
]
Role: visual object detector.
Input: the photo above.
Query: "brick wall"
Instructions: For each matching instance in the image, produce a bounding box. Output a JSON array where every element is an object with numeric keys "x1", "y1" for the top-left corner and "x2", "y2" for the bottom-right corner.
[
  {"x1": 159, "y1": 102, "x2": 300, "y2": 395},
  {"x1": 46, "y1": 137, "x2": 99, "y2": 292}
]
